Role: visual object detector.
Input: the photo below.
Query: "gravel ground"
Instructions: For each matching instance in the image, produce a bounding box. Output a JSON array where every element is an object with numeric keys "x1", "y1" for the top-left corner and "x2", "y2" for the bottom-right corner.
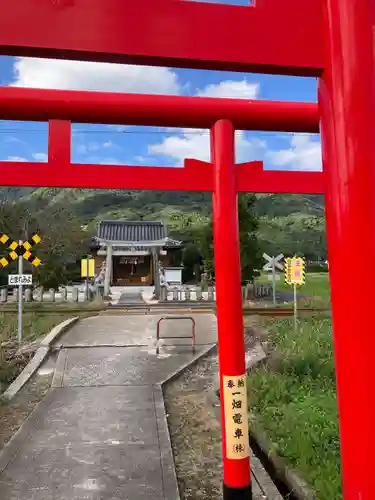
[
  {"x1": 164, "y1": 352, "x2": 223, "y2": 500},
  {"x1": 164, "y1": 344, "x2": 281, "y2": 500},
  {"x1": 0, "y1": 353, "x2": 56, "y2": 451}
]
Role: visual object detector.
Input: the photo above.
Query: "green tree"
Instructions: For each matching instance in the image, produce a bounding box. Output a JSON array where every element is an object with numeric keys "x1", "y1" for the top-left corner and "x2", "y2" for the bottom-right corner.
[
  {"x1": 182, "y1": 243, "x2": 202, "y2": 283},
  {"x1": 258, "y1": 213, "x2": 327, "y2": 260},
  {"x1": 0, "y1": 196, "x2": 88, "y2": 289},
  {"x1": 238, "y1": 193, "x2": 262, "y2": 281},
  {"x1": 198, "y1": 193, "x2": 261, "y2": 283}
]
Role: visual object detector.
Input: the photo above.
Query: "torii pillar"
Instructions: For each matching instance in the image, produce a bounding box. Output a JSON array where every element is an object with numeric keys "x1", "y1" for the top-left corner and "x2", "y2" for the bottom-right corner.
[{"x1": 319, "y1": 0, "x2": 375, "y2": 497}]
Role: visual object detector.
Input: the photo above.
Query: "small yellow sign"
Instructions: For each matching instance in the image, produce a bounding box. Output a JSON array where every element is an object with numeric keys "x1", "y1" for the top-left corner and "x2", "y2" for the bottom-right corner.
[
  {"x1": 81, "y1": 258, "x2": 95, "y2": 278},
  {"x1": 222, "y1": 374, "x2": 250, "y2": 460},
  {"x1": 285, "y1": 256, "x2": 306, "y2": 285}
]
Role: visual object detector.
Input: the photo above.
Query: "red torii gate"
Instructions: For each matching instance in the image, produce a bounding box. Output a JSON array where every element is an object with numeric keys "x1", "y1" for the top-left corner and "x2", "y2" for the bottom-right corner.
[
  {"x1": 0, "y1": 1, "x2": 374, "y2": 499},
  {"x1": 0, "y1": 88, "x2": 322, "y2": 193}
]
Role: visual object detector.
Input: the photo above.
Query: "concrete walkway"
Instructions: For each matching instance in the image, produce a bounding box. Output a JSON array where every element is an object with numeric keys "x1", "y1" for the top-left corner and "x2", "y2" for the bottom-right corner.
[
  {"x1": 0, "y1": 314, "x2": 278, "y2": 499},
  {"x1": 0, "y1": 314, "x2": 216, "y2": 500}
]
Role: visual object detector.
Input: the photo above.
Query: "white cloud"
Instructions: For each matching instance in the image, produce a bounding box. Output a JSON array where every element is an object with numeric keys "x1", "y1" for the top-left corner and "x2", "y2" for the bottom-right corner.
[
  {"x1": 76, "y1": 142, "x2": 101, "y2": 155},
  {"x1": 32, "y1": 152, "x2": 48, "y2": 162},
  {"x1": 148, "y1": 79, "x2": 262, "y2": 165},
  {"x1": 197, "y1": 80, "x2": 260, "y2": 99},
  {"x1": 135, "y1": 155, "x2": 147, "y2": 163},
  {"x1": 99, "y1": 157, "x2": 124, "y2": 165},
  {"x1": 114, "y1": 126, "x2": 130, "y2": 132},
  {"x1": 2, "y1": 136, "x2": 26, "y2": 145},
  {"x1": 266, "y1": 135, "x2": 322, "y2": 171},
  {"x1": 12, "y1": 58, "x2": 181, "y2": 95},
  {"x1": 9, "y1": 60, "x2": 263, "y2": 167},
  {"x1": 149, "y1": 129, "x2": 266, "y2": 165},
  {"x1": 76, "y1": 140, "x2": 122, "y2": 156},
  {"x1": 5, "y1": 156, "x2": 27, "y2": 162},
  {"x1": 80, "y1": 155, "x2": 125, "y2": 165}
]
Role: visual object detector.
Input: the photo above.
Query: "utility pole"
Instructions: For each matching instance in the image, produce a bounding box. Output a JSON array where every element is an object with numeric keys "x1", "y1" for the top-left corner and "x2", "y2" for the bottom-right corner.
[
  {"x1": 85, "y1": 254, "x2": 90, "y2": 301},
  {"x1": 17, "y1": 239, "x2": 23, "y2": 343},
  {"x1": 152, "y1": 247, "x2": 161, "y2": 300},
  {"x1": 271, "y1": 259, "x2": 276, "y2": 306}
]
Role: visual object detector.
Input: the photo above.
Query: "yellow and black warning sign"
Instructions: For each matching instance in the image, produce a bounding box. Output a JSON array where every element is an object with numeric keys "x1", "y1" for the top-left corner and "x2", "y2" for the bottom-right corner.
[
  {"x1": 0, "y1": 233, "x2": 42, "y2": 268},
  {"x1": 284, "y1": 256, "x2": 305, "y2": 285}
]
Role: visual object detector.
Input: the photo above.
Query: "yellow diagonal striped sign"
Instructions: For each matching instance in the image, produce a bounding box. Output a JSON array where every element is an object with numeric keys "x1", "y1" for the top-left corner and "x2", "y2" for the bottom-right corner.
[
  {"x1": 0, "y1": 233, "x2": 42, "y2": 268},
  {"x1": 284, "y1": 256, "x2": 305, "y2": 285}
]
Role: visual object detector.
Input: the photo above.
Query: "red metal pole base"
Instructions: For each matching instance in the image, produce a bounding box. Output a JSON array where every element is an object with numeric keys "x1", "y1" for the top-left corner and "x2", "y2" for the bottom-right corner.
[
  {"x1": 223, "y1": 483, "x2": 252, "y2": 500},
  {"x1": 211, "y1": 119, "x2": 252, "y2": 499}
]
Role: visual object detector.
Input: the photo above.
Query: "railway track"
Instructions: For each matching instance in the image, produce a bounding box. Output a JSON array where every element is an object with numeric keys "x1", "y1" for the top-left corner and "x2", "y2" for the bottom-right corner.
[
  {"x1": 243, "y1": 307, "x2": 329, "y2": 316},
  {"x1": 0, "y1": 305, "x2": 330, "y2": 316}
]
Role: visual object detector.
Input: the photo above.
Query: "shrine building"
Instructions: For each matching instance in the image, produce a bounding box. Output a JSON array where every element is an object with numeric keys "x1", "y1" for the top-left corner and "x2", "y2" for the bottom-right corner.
[{"x1": 90, "y1": 220, "x2": 183, "y2": 290}]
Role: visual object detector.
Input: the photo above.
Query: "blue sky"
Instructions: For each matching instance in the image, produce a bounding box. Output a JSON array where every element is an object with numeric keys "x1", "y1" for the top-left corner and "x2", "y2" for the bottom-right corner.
[{"x1": 0, "y1": 55, "x2": 322, "y2": 172}]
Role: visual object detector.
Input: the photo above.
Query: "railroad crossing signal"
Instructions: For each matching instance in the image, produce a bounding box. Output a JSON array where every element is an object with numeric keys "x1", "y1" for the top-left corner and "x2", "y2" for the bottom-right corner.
[
  {"x1": 285, "y1": 256, "x2": 306, "y2": 285},
  {"x1": 0, "y1": 233, "x2": 42, "y2": 268},
  {"x1": 262, "y1": 253, "x2": 284, "y2": 271},
  {"x1": 263, "y1": 253, "x2": 284, "y2": 306}
]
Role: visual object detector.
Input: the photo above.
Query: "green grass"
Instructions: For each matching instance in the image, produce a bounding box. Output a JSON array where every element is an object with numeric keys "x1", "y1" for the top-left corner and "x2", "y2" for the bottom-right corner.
[
  {"x1": 256, "y1": 272, "x2": 331, "y2": 307},
  {"x1": 247, "y1": 316, "x2": 341, "y2": 499},
  {"x1": 0, "y1": 301, "x2": 106, "y2": 312},
  {"x1": 0, "y1": 313, "x2": 67, "y2": 343},
  {"x1": 0, "y1": 311, "x2": 95, "y2": 387},
  {"x1": 0, "y1": 311, "x2": 94, "y2": 343}
]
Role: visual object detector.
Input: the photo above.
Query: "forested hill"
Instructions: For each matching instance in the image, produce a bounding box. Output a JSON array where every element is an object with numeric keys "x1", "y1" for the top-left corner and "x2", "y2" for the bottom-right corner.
[{"x1": 0, "y1": 187, "x2": 327, "y2": 260}]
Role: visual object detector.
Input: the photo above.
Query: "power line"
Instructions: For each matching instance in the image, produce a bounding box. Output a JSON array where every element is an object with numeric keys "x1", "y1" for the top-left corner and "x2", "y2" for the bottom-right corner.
[
  {"x1": 262, "y1": 193, "x2": 324, "y2": 211},
  {"x1": 0, "y1": 127, "x2": 320, "y2": 137},
  {"x1": 300, "y1": 195, "x2": 325, "y2": 212}
]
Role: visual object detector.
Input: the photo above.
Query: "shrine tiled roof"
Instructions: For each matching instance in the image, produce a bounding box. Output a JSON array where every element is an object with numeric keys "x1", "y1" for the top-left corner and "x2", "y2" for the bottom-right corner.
[
  {"x1": 97, "y1": 220, "x2": 167, "y2": 242},
  {"x1": 95, "y1": 220, "x2": 182, "y2": 247}
]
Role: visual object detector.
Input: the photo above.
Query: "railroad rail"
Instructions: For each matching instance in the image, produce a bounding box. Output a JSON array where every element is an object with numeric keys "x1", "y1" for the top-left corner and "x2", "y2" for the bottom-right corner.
[{"x1": 0, "y1": 305, "x2": 330, "y2": 316}]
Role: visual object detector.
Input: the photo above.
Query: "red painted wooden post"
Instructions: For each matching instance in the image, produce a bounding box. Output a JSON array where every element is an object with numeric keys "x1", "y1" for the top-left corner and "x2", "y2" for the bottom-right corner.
[
  {"x1": 48, "y1": 120, "x2": 71, "y2": 165},
  {"x1": 211, "y1": 120, "x2": 251, "y2": 500},
  {"x1": 319, "y1": 0, "x2": 375, "y2": 497}
]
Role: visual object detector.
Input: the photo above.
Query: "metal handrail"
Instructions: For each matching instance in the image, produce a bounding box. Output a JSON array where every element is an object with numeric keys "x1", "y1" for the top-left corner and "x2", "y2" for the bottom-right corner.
[{"x1": 156, "y1": 316, "x2": 196, "y2": 354}]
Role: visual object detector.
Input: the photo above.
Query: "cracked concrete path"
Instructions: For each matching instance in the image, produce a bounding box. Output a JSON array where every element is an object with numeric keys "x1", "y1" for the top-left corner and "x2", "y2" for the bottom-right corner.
[
  {"x1": 0, "y1": 314, "x2": 217, "y2": 500},
  {"x1": 0, "y1": 314, "x2": 279, "y2": 500}
]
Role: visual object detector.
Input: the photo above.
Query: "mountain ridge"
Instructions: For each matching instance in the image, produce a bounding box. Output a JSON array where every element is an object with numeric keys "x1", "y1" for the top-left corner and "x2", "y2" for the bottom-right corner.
[{"x1": 0, "y1": 187, "x2": 326, "y2": 259}]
